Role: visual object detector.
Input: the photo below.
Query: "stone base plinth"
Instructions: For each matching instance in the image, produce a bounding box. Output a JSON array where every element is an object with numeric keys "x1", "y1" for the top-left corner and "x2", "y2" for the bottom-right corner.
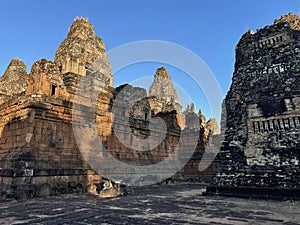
[{"x1": 0, "y1": 168, "x2": 101, "y2": 200}]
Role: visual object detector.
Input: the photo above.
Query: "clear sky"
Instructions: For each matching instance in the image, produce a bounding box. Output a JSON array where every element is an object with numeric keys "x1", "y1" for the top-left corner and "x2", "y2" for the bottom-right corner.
[{"x1": 0, "y1": 0, "x2": 299, "y2": 122}]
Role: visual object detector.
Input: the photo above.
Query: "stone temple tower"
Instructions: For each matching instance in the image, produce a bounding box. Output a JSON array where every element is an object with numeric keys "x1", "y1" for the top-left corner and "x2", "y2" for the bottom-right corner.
[
  {"x1": 0, "y1": 59, "x2": 27, "y2": 103},
  {"x1": 54, "y1": 17, "x2": 113, "y2": 87},
  {"x1": 205, "y1": 13, "x2": 300, "y2": 199},
  {"x1": 148, "y1": 67, "x2": 182, "y2": 114}
]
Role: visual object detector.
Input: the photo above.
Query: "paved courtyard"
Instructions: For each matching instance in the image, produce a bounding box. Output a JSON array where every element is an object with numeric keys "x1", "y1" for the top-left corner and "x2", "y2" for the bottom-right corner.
[{"x1": 0, "y1": 184, "x2": 299, "y2": 224}]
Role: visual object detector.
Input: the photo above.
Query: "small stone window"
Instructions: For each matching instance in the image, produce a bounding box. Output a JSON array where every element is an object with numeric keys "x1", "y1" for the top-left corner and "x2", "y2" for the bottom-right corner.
[
  {"x1": 50, "y1": 84, "x2": 57, "y2": 96},
  {"x1": 262, "y1": 121, "x2": 266, "y2": 132},
  {"x1": 279, "y1": 36, "x2": 283, "y2": 42},
  {"x1": 257, "y1": 121, "x2": 261, "y2": 132},
  {"x1": 253, "y1": 122, "x2": 257, "y2": 133},
  {"x1": 294, "y1": 117, "x2": 299, "y2": 128},
  {"x1": 143, "y1": 108, "x2": 150, "y2": 120}
]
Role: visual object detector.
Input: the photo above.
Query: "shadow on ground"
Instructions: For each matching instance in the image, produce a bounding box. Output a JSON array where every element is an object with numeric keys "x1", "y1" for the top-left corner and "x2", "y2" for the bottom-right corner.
[{"x1": 0, "y1": 184, "x2": 299, "y2": 224}]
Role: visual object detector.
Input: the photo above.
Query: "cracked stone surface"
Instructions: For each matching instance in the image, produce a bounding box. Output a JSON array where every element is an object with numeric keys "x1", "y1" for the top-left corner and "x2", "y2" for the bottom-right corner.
[{"x1": 0, "y1": 184, "x2": 299, "y2": 225}]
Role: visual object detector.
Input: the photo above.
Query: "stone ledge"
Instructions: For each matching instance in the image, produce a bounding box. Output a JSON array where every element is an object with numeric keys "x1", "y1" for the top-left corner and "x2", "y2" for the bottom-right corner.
[
  {"x1": 0, "y1": 168, "x2": 94, "y2": 177},
  {"x1": 204, "y1": 185, "x2": 300, "y2": 200}
]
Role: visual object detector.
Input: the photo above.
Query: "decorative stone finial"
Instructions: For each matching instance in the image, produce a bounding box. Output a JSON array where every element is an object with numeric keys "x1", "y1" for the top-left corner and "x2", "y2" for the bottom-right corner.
[
  {"x1": 67, "y1": 17, "x2": 95, "y2": 41},
  {"x1": 274, "y1": 13, "x2": 300, "y2": 30},
  {"x1": 154, "y1": 67, "x2": 171, "y2": 80}
]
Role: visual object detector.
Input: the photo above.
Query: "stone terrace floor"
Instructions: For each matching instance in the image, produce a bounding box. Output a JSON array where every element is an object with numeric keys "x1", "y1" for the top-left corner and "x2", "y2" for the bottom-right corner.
[{"x1": 0, "y1": 184, "x2": 299, "y2": 225}]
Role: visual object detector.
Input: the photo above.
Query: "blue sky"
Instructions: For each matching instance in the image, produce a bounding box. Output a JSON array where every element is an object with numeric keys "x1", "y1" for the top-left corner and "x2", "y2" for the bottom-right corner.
[{"x1": 0, "y1": 0, "x2": 299, "y2": 122}]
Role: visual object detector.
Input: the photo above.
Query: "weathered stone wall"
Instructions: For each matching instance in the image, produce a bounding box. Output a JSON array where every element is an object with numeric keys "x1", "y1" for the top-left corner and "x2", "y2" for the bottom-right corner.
[
  {"x1": 0, "y1": 95, "x2": 104, "y2": 199},
  {"x1": 107, "y1": 83, "x2": 219, "y2": 183}
]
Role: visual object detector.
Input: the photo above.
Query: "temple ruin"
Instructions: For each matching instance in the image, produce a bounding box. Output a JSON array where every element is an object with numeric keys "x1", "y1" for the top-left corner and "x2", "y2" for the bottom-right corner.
[
  {"x1": 205, "y1": 13, "x2": 300, "y2": 199},
  {"x1": 0, "y1": 18, "x2": 218, "y2": 199}
]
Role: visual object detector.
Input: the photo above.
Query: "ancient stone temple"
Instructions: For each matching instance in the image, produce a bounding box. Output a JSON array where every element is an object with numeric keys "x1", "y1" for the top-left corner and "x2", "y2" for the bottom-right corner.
[
  {"x1": 148, "y1": 67, "x2": 182, "y2": 114},
  {"x1": 0, "y1": 17, "x2": 218, "y2": 199},
  {"x1": 205, "y1": 13, "x2": 300, "y2": 199}
]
